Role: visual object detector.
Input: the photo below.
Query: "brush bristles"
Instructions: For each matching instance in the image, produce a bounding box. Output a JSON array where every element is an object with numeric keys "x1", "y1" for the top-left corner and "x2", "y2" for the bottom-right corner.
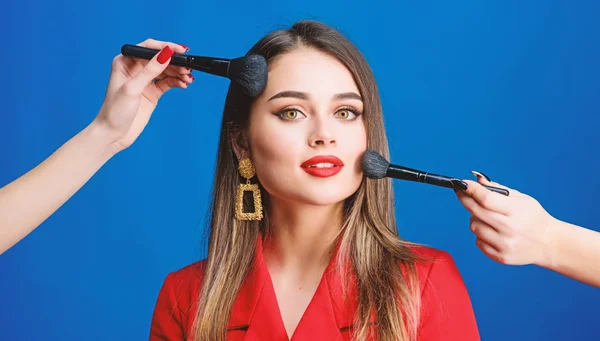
[
  {"x1": 361, "y1": 149, "x2": 390, "y2": 179},
  {"x1": 228, "y1": 55, "x2": 268, "y2": 98}
]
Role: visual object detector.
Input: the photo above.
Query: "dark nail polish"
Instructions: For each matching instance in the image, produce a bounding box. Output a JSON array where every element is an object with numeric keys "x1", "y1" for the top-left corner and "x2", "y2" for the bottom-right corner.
[
  {"x1": 459, "y1": 181, "x2": 468, "y2": 190},
  {"x1": 472, "y1": 171, "x2": 491, "y2": 182},
  {"x1": 451, "y1": 179, "x2": 468, "y2": 191},
  {"x1": 480, "y1": 172, "x2": 491, "y2": 182}
]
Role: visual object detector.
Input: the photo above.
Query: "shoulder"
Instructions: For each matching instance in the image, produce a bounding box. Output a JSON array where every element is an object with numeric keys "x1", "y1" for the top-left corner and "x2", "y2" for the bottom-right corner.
[
  {"x1": 150, "y1": 259, "x2": 208, "y2": 339},
  {"x1": 160, "y1": 259, "x2": 208, "y2": 312},
  {"x1": 405, "y1": 245, "x2": 468, "y2": 299},
  {"x1": 408, "y1": 245, "x2": 462, "y2": 289},
  {"x1": 164, "y1": 259, "x2": 208, "y2": 287},
  {"x1": 404, "y1": 245, "x2": 481, "y2": 340}
]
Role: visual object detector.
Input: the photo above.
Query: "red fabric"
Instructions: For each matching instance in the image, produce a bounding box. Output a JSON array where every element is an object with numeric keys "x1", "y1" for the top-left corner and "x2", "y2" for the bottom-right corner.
[{"x1": 150, "y1": 236, "x2": 480, "y2": 341}]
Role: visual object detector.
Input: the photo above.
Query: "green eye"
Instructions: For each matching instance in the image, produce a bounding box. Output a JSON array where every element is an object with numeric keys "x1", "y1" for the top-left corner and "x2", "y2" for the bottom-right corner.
[
  {"x1": 337, "y1": 110, "x2": 350, "y2": 119},
  {"x1": 276, "y1": 108, "x2": 305, "y2": 121},
  {"x1": 284, "y1": 110, "x2": 298, "y2": 120},
  {"x1": 335, "y1": 109, "x2": 359, "y2": 120}
]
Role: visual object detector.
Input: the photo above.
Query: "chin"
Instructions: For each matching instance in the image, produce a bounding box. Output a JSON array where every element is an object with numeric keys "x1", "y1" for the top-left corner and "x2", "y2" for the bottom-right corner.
[
  {"x1": 260, "y1": 172, "x2": 363, "y2": 207},
  {"x1": 302, "y1": 194, "x2": 346, "y2": 206},
  {"x1": 296, "y1": 182, "x2": 361, "y2": 206}
]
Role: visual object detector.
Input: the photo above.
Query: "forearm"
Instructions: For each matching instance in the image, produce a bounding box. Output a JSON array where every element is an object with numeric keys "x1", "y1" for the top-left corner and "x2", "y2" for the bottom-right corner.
[
  {"x1": 0, "y1": 121, "x2": 120, "y2": 254},
  {"x1": 544, "y1": 218, "x2": 600, "y2": 288}
]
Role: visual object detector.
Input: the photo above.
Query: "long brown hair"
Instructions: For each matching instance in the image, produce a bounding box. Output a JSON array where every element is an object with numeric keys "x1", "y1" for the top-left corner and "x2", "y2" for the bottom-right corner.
[{"x1": 193, "y1": 20, "x2": 422, "y2": 341}]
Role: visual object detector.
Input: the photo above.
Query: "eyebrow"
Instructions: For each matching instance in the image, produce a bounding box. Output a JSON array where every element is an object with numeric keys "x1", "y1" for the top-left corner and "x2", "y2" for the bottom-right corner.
[{"x1": 267, "y1": 91, "x2": 363, "y2": 102}]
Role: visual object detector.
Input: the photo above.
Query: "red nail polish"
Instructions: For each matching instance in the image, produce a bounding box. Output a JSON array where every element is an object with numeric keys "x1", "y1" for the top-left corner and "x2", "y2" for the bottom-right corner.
[
  {"x1": 178, "y1": 44, "x2": 189, "y2": 51},
  {"x1": 157, "y1": 46, "x2": 174, "y2": 64},
  {"x1": 190, "y1": 75, "x2": 195, "y2": 81}
]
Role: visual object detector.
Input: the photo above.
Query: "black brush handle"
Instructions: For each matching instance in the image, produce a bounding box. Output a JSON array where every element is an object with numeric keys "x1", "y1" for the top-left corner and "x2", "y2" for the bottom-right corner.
[
  {"x1": 387, "y1": 164, "x2": 509, "y2": 196},
  {"x1": 120, "y1": 44, "x2": 231, "y2": 77},
  {"x1": 121, "y1": 44, "x2": 189, "y2": 67}
]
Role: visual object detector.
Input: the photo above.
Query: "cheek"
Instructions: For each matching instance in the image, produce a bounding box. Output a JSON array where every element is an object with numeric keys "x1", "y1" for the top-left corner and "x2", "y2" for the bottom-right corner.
[
  {"x1": 345, "y1": 122, "x2": 368, "y2": 174},
  {"x1": 247, "y1": 117, "x2": 300, "y2": 185}
]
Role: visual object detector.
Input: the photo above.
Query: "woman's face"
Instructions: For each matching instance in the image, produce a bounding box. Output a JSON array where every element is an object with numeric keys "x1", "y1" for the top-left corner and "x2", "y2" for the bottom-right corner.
[{"x1": 247, "y1": 48, "x2": 367, "y2": 206}]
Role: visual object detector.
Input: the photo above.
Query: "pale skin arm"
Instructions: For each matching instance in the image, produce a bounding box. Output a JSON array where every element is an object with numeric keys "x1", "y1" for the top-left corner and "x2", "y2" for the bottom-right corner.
[
  {"x1": 456, "y1": 173, "x2": 600, "y2": 288},
  {"x1": 545, "y1": 218, "x2": 600, "y2": 288},
  {"x1": 0, "y1": 123, "x2": 119, "y2": 254},
  {"x1": 0, "y1": 39, "x2": 194, "y2": 255}
]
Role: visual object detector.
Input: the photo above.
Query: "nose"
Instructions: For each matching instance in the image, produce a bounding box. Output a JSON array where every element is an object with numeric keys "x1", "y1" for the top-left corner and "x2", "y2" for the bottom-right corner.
[{"x1": 308, "y1": 115, "x2": 336, "y2": 147}]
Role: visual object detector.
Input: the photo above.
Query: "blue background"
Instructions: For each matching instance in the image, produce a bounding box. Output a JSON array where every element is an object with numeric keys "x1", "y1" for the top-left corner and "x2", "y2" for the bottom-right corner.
[{"x1": 1, "y1": 1, "x2": 599, "y2": 340}]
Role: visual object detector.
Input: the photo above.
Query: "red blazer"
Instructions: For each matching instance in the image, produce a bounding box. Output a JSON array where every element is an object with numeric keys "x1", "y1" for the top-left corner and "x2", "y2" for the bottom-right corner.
[{"x1": 150, "y1": 236, "x2": 480, "y2": 341}]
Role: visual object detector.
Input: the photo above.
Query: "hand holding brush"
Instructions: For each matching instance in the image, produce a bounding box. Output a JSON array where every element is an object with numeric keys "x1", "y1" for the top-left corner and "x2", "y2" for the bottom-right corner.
[
  {"x1": 121, "y1": 44, "x2": 268, "y2": 97},
  {"x1": 0, "y1": 38, "x2": 192, "y2": 253}
]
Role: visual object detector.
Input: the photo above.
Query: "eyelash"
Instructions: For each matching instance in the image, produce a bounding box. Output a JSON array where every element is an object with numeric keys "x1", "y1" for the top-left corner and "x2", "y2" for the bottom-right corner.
[{"x1": 274, "y1": 106, "x2": 363, "y2": 121}]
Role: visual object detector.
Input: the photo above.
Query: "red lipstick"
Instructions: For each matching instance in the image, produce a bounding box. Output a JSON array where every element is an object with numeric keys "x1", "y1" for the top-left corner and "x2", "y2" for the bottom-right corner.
[{"x1": 300, "y1": 155, "x2": 344, "y2": 178}]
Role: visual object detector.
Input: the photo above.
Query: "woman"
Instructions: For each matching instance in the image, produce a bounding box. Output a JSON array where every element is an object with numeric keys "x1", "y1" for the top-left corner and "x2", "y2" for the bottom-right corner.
[
  {"x1": 0, "y1": 21, "x2": 481, "y2": 340},
  {"x1": 148, "y1": 21, "x2": 478, "y2": 341}
]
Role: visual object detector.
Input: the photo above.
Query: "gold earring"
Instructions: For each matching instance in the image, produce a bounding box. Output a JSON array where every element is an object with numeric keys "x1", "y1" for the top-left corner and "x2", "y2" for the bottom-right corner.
[{"x1": 235, "y1": 158, "x2": 263, "y2": 221}]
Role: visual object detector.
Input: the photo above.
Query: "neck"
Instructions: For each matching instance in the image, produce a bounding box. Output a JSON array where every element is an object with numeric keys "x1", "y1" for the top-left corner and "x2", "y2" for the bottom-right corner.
[{"x1": 262, "y1": 198, "x2": 343, "y2": 274}]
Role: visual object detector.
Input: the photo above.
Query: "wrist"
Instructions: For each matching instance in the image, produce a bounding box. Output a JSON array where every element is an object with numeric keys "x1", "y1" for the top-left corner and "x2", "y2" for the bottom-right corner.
[
  {"x1": 86, "y1": 120, "x2": 123, "y2": 157},
  {"x1": 537, "y1": 216, "x2": 564, "y2": 270}
]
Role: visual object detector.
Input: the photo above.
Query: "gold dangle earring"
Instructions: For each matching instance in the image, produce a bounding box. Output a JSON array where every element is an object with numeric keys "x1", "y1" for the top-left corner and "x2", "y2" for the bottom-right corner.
[{"x1": 235, "y1": 158, "x2": 263, "y2": 221}]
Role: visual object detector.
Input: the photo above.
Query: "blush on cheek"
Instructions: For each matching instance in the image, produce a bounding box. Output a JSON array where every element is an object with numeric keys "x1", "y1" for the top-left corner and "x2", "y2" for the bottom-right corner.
[
  {"x1": 248, "y1": 134, "x2": 295, "y2": 197},
  {"x1": 248, "y1": 114, "x2": 302, "y2": 173},
  {"x1": 348, "y1": 129, "x2": 368, "y2": 175}
]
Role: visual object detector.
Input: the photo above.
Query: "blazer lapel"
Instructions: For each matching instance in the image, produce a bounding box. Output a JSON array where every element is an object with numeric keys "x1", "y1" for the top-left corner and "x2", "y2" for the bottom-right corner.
[
  {"x1": 290, "y1": 236, "x2": 347, "y2": 340},
  {"x1": 226, "y1": 236, "x2": 266, "y2": 331},
  {"x1": 227, "y1": 234, "x2": 373, "y2": 341},
  {"x1": 324, "y1": 240, "x2": 377, "y2": 336},
  {"x1": 324, "y1": 238, "x2": 357, "y2": 332},
  {"x1": 227, "y1": 235, "x2": 288, "y2": 341},
  {"x1": 288, "y1": 270, "x2": 342, "y2": 340}
]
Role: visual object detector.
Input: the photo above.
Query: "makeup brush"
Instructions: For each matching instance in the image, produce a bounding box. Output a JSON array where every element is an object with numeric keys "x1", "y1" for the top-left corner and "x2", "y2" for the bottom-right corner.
[
  {"x1": 361, "y1": 149, "x2": 509, "y2": 196},
  {"x1": 121, "y1": 44, "x2": 268, "y2": 97}
]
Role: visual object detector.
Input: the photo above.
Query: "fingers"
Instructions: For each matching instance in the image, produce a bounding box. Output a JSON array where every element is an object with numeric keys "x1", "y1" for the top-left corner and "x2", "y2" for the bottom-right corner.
[
  {"x1": 126, "y1": 45, "x2": 175, "y2": 95},
  {"x1": 180, "y1": 72, "x2": 194, "y2": 84},
  {"x1": 153, "y1": 76, "x2": 189, "y2": 94},
  {"x1": 472, "y1": 170, "x2": 522, "y2": 197},
  {"x1": 462, "y1": 179, "x2": 512, "y2": 215},
  {"x1": 171, "y1": 65, "x2": 192, "y2": 75},
  {"x1": 475, "y1": 238, "x2": 505, "y2": 264},
  {"x1": 470, "y1": 215, "x2": 504, "y2": 251},
  {"x1": 113, "y1": 40, "x2": 190, "y2": 79},
  {"x1": 456, "y1": 189, "x2": 509, "y2": 229},
  {"x1": 138, "y1": 39, "x2": 193, "y2": 82},
  {"x1": 163, "y1": 67, "x2": 194, "y2": 84},
  {"x1": 137, "y1": 38, "x2": 188, "y2": 55}
]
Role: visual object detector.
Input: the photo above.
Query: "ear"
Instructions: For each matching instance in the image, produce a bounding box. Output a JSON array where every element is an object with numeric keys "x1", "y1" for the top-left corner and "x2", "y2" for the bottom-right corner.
[{"x1": 229, "y1": 124, "x2": 250, "y2": 160}]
